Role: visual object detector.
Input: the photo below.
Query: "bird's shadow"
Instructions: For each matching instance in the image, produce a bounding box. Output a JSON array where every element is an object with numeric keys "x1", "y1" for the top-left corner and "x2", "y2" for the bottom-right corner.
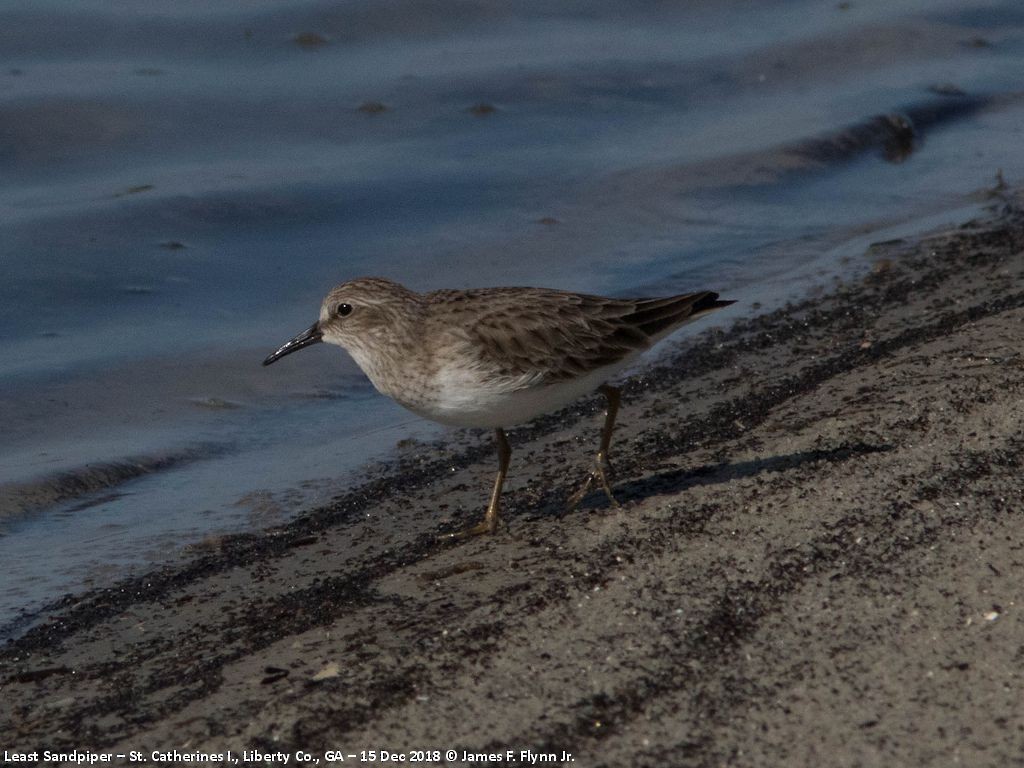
[
  {"x1": 619, "y1": 441, "x2": 892, "y2": 502},
  {"x1": 519, "y1": 441, "x2": 893, "y2": 524}
]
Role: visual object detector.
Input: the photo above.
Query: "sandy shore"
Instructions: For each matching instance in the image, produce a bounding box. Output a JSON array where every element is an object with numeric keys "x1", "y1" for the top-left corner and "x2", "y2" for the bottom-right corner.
[{"x1": 3, "y1": 193, "x2": 1024, "y2": 766}]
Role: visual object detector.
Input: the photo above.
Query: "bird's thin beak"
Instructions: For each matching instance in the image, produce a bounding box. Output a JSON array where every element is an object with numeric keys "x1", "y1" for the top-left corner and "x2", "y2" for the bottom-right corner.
[{"x1": 262, "y1": 322, "x2": 323, "y2": 366}]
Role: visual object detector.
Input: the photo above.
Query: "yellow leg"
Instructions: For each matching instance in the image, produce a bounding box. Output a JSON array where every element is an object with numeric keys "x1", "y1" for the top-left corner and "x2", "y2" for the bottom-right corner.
[
  {"x1": 567, "y1": 385, "x2": 622, "y2": 510},
  {"x1": 444, "y1": 428, "x2": 510, "y2": 539}
]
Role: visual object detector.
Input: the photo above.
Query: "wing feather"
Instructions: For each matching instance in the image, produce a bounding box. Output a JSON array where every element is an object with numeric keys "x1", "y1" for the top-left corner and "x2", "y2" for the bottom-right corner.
[{"x1": 427, "y1": 287, "x2": 733, "y2": 387}]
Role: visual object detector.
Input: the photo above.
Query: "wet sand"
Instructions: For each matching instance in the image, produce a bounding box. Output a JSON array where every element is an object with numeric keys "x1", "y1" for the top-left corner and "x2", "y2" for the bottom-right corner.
[{"x1": 3, "y1": 193, "x2": 1024, "y2": 766}]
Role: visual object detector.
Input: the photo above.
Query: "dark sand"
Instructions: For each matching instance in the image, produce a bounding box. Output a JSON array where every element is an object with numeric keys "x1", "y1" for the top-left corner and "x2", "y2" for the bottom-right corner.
[{"x1": 3, "y1": 193, "x2": 1024, "y2": 766}]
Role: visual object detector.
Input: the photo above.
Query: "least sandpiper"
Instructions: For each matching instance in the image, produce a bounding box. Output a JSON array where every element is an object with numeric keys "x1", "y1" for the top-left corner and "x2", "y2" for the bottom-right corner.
[{"x1": 263, "y1": 278, "x2": 733, "y2": 536}]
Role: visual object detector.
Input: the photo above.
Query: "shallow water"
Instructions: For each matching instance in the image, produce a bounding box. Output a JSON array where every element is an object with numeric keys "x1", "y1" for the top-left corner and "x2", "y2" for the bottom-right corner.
[{"x1": 1, "y1": 0, "x2": 1022, "y2": 634}]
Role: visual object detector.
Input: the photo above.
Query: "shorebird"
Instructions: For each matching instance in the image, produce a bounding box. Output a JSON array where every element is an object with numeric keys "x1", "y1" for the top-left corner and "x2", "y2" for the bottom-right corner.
[{"x1": 263, "y1": 278, "x2": 733, "y2": 537}]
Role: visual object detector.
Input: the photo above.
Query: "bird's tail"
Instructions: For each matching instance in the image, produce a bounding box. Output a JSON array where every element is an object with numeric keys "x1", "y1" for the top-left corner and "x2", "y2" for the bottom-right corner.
[{"x1": 625, "y1": 291, "x2": 736, "y2": 339}]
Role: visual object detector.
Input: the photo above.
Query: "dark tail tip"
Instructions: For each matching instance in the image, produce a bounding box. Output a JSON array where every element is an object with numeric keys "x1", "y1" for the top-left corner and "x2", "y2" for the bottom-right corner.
[{"x1": 693, "y1": 292, "x2": 737, "y2": 313}]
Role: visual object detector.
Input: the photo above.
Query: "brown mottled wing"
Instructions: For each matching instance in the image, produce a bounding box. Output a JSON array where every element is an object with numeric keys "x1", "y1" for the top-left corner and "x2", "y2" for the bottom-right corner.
[{"x1": 430, "y1": 287, "x2": 733, "y2": 384}]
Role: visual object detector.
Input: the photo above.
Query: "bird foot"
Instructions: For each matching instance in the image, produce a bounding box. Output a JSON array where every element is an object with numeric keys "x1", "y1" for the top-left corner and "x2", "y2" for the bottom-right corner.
[
  {"x1": 438, "y1": 516, "x2": 499, "y2": 541},
  {"x1": 567, "y1": 453, "x2": 620, "y2": 510}
]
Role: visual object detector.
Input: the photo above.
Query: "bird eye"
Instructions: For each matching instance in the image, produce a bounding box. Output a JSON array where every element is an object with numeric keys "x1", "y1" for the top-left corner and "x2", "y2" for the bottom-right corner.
[{"x1": 337, "y1": 303, "x2": 352, "y2": 317}]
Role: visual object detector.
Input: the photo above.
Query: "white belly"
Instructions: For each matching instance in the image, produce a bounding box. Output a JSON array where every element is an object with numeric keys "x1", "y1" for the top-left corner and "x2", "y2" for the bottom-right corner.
[{"x1": 400, "y1": 358, "x2": 634, "y2": 428}]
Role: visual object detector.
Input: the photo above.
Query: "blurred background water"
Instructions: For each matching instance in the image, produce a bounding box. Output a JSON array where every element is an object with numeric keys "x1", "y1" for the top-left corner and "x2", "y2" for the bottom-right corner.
[{"x1": 1, "y1": 0, "x2": 1022, "y2": 634}]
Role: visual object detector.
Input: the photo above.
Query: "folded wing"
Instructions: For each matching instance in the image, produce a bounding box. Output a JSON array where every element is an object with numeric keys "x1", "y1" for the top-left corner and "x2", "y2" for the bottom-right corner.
[{"x1": 436, "y1": 288, "x2": 733, "y2": 385}]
